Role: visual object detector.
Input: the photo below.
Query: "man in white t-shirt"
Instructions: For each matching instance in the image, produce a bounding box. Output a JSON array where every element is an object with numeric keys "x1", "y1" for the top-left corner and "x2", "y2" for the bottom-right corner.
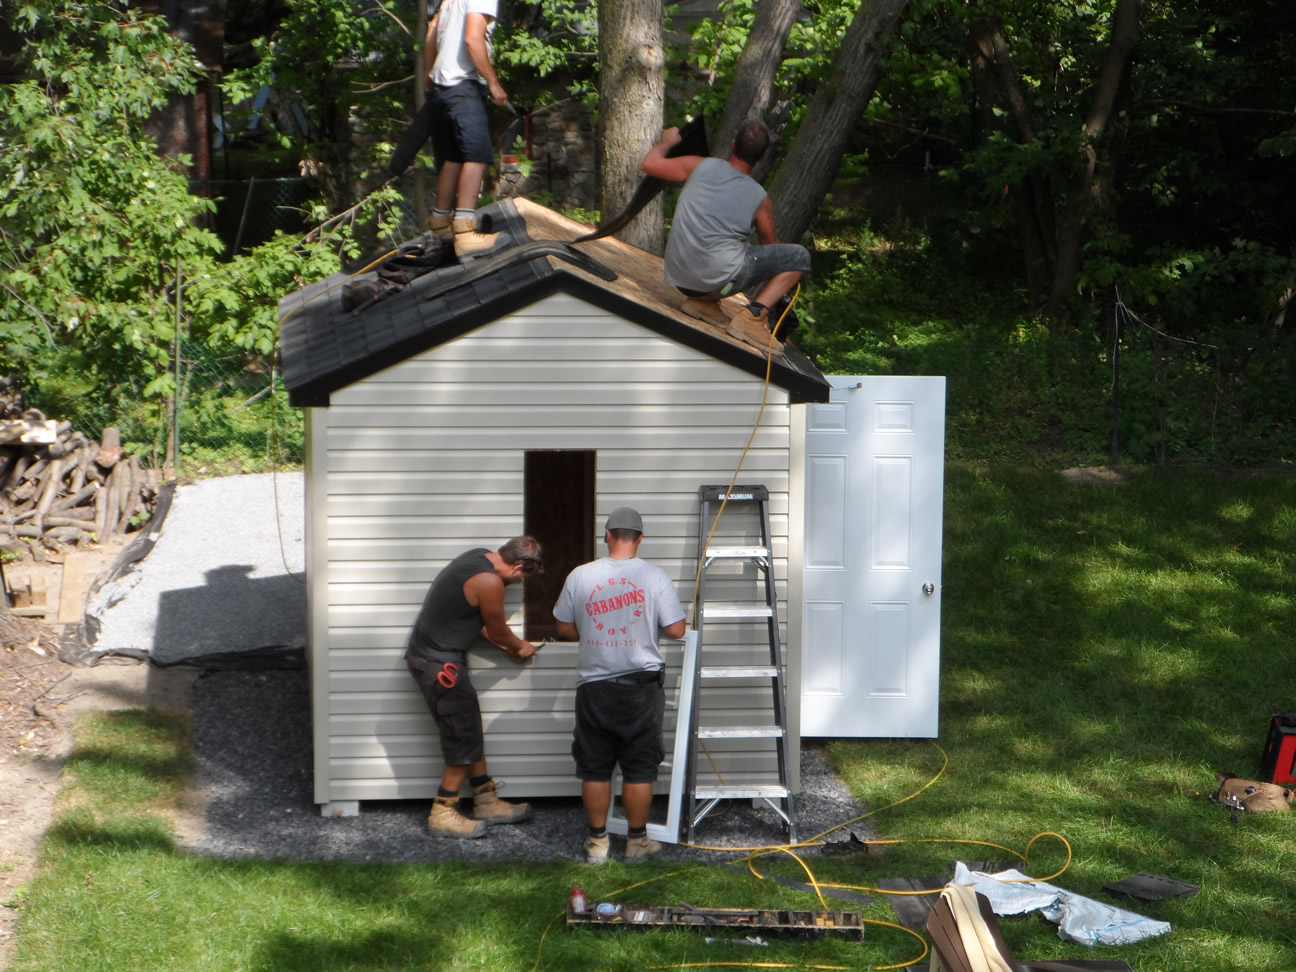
[
  {"x1": 553, "y1": 507, "x2": 686, "y2": 863},
  {"x1": 420, "y1": 0, "x2": 508, "y2": 255}
]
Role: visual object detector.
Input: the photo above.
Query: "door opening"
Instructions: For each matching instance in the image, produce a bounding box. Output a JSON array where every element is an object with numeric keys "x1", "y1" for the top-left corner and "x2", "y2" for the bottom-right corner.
[{"x1": 523, "y1": 450, "x2": 595, "y2": 640}]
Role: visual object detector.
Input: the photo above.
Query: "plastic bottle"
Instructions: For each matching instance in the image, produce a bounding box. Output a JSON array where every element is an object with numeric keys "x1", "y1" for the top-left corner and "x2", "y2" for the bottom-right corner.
[{"x1": 570, "y1": 883, "x2": 586, "y2": 914}]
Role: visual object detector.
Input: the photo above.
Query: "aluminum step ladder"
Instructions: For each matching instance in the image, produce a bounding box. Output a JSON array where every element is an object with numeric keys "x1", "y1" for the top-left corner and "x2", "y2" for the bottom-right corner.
[{"x1": 685, "y1": 484, "x2": 796, "y2": 843}]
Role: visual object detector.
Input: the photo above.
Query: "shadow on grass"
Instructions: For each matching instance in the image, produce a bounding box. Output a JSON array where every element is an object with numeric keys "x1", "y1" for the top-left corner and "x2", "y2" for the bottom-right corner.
[
  {"x1": 64, "y1": 708, "x2": 193, "y2": 781},
  {"x1": 46, "y1": 808, "x2": 177, "y2": 852}
]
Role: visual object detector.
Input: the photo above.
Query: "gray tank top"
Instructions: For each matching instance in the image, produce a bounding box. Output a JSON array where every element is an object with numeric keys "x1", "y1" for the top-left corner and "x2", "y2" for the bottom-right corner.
[{"x1": 664, "y1": 157, "x2": 767, "y2": 293}]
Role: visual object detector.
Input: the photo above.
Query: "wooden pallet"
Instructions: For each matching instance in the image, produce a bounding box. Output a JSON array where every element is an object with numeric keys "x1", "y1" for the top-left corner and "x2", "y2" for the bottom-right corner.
[{"x1": 567, "y1": 903, "x2": 865, "y2": 941}]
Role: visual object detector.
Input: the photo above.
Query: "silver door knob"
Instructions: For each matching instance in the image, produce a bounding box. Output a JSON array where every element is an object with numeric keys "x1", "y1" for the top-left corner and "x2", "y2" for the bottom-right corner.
[{"x1": 922, "y1": 582, "x2": 935, "y2": 595}]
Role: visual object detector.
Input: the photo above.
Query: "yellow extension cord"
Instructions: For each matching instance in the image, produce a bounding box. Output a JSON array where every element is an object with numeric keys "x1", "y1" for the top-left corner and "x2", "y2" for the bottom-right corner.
[{"x1": 533, "y1": 740, "x2": 1073, "y2": 970}]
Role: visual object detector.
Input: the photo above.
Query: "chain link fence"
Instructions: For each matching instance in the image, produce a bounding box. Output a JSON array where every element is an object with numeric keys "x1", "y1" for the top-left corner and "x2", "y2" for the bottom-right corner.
[
  {"x1": 31, "y1": 342, "x2": 301, "y2": 480},
  {"x1": 205, "y1": 176, "x2": 317, "y2": 258}
]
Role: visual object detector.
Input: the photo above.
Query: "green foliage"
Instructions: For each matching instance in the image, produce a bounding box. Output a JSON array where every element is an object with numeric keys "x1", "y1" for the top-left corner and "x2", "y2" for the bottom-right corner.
[
  {"x1": 0, "y1": 0, "x2": 220, "y2": 388},
  {"x1": 1, "y1": 0, "x2": 395, "y2": 470},
  {"x1": 798, "y1": 210, "x2": 1295, "y2": 465},
  {"x1": 221, "y1": 0, "x2": 410, "y2": 177},
  {"x1": 497, "y1": 0, "x2": 598, "y2": 81},
  {"x1": 666, "y1": 0, "x2": 862, "y2": 134}
]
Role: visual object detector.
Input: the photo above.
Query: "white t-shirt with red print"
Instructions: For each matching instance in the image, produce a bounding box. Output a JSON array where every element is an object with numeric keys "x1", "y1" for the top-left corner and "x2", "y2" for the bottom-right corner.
[{"x1": 554, "y1": 557, "x2": 686, "y2": 686}]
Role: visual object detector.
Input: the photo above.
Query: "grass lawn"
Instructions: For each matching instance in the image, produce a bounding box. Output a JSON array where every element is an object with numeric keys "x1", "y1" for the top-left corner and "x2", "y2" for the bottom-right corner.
[{"x1": 9, "y1": 464, "x2": 1296, "y2": 970}]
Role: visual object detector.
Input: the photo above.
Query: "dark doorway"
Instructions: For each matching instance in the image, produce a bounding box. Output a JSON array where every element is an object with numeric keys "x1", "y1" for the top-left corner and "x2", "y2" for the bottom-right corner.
[{"x1": 524, "y1": 451, "x2": 595, "y2": 639}]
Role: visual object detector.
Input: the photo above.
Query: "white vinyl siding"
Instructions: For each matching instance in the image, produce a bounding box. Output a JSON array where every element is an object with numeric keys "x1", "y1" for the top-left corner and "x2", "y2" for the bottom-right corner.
[{"x1": 308, "y1": 293, "x2": 794, "y2": 803}]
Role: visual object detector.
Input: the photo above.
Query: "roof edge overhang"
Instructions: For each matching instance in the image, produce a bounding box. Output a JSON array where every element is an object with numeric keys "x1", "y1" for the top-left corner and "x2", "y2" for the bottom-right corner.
[{"x1": 286, "y1": 262, "x2": 831, "y2": 408}]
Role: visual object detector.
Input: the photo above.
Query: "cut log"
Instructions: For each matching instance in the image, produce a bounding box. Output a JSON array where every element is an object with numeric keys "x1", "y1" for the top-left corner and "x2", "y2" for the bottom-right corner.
[
  {"x1": 92, "y1": 471, "x2": 109, "y2": 540},
  {"x1": 32, "y1": 456, "x2": 66, "y2": 534},
  {"x1": 95, "y1": 427, "x2": 123, "y2": 469},
  {"x1": 44, "y1": 513, "x2": 96, "y2": 527},
  {"x1": 9, "y1": 479, "x2": 36, "y2": 503},
  {"x1": 118, "y1": 456, "x2": 141, "y2": 532},
  {"x1": 51, "y1": 482, "x2": 97, "y2": 513}
]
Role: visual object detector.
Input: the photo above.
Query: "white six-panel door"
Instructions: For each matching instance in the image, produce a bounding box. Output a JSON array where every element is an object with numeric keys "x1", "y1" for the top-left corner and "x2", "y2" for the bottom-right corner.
[{"x1": 797, "y1": 376, "x2": 945, "y2": 738}]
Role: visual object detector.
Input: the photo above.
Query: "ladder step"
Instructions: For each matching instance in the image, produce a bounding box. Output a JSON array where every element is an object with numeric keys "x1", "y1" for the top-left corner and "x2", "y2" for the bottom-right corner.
[
  {"x1": 695, "y1": 784, "x2": 790, "y2": 800},
  {"x1": 700, "y1": 665, "x2": 778, "y2": 678},
  {"x1": 705, "y1": 546, "x2": 770, "y2": 560},
  {"x1": 702, "y1": 603, "x2": 774, "y2": 619},
  {"x1": 697, "y1": 726, "x2": 785, "y2": 739},
  {"x1": 699, "y1": 485, "x2": 770, "y2": 502}
]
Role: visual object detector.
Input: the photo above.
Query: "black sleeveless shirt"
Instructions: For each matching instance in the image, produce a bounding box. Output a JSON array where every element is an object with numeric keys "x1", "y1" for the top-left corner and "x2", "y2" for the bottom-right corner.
[{"x1": 407, "y1": 548, "x2": 493, "y2": 662}]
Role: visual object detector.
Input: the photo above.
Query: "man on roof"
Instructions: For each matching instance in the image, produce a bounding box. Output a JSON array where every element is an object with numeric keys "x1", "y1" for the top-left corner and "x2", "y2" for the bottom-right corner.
[
  {"x1": 405, "y1": 536, "x2": 542, "y2": 838},
  {"x1": 388, "y1": 0, "x2": 508, "y2": 256},
  {"x1": 640, "y1": 119, "x2": 810, "y2": 334}
]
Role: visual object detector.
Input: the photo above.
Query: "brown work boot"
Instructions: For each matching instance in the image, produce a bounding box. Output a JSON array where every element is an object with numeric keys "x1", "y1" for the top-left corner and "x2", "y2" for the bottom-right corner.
[
  {"x1": 584, "y1": 833, "x2": 610, "y2": 864},
  {"x1": 427, "y1": 795, "x2": 488, "y2": 839},
  {"x1": 472, "y1": 779, "x2": 532, "y2": 824},
  {"x1": 729, "y1": 302, "x2": 771, "y2": 329},
  {"x1": 727, "y1": 304, "x2": 780, "y2": 351},
  {"x1": 452, "y1": 216, "x2": 501, "y2": 256},
  {"x1": 427, "y1": 212, "x2": 453, "y2": 238},
  {"x1": 680, "y1": 296, "x2": 729, "y2": 325},
  {"x1": 625, "y1": 834, "x2": 662, "y2": 860}
]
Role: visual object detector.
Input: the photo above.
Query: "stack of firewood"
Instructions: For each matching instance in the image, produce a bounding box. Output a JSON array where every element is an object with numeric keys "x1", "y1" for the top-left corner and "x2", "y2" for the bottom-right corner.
[{"x1": 0, "y1": 382, "x2": 159, "y2": 549}]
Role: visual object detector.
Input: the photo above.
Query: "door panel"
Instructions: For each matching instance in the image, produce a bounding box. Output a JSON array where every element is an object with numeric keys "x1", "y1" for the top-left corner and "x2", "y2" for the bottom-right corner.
[{"x1": 799, "y1": 376, "x2": 945, "y2": 738}]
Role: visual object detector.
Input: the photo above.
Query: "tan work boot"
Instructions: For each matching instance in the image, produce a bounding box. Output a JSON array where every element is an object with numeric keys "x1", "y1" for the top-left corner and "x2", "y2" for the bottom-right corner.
[
  {"x1": 584, "y1": 833, "x2": 610, "y2": 864},
  {"x1": 625, "y1": 834, "x2": 662, "y2": 860},
  {"x1": 726, "y1": 306, "x2": 780, "y2": 351},
  {"x1": 471, "y1": 779, "x2": 532, "y2": 824},
  {"x1": 729, "y1": 303, "x2": 771, "y2": 329},
  {"x1": 427, "y1": 212, "x2": 453, "y2": 238},
  {"x1": 680, "y1": 296, "x2": 729, "y2": 325},
  {"x1": 452, "y1": 216, "x2": 501, "y2": 256},
  {"x1": 428, "y1": 795, "x2": 488, "y2": 839}
]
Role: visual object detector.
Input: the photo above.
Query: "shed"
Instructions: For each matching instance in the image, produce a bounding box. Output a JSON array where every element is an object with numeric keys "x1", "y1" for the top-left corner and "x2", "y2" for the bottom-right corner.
[{"x1": 280, "y1": 198, "x2": 933, "y2": 818}]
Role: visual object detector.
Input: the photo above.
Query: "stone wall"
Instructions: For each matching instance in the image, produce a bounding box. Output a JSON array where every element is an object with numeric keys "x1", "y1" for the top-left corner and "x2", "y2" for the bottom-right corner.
[{"x1": 494, "y1": 100, "x2": 598, "y2": 213}]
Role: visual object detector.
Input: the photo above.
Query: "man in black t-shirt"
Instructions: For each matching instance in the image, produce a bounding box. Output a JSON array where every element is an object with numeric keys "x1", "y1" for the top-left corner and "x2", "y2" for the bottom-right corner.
[{"x1": 406, "y1": 536, "x2": 542, "y2": 838}]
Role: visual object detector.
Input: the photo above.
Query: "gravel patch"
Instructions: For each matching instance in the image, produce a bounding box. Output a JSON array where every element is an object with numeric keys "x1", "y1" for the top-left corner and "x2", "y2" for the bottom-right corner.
[
  {"x1": 82, "y1": 472, "x2": 874, "y2": 864},
  {"x1": 89, "y1": 473, "x2": 306, "y2": 664},
  {"x1": 191, "y1": 669, "x2": 874, "y2": 864}
]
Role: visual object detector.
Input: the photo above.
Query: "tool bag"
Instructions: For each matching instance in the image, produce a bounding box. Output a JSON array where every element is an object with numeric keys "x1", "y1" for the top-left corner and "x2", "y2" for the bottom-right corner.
[
  {"x1": 341, "y1": 234, "x2": 453, "y2": 312},
  {"x1": 376, "y1": 236, "x2": 452, "y2": 285}
]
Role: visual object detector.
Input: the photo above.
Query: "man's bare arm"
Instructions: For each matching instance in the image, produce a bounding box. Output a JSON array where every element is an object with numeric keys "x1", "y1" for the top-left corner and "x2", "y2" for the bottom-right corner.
[
  {"x1": 662, "y1": 619, "x2": 687, "y2": 640},
  {"x1": 752, "y1": 196, "x2": 779, "y2": 244},
  {"x1": 554, "y1": 620, "x2": 579, "y2": 641},
  {"x1": 465, "y1": 573, "x2": 536, "y2": 659},
  {"x1": 641, "y1": 127, "x2": 704, "y2": 182},
  {"x1": 464, "y1": 12, "x2": 507, "y2": 105}
]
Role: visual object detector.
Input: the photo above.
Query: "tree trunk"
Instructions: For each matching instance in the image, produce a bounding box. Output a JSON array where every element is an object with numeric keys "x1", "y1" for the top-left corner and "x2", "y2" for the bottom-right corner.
[
  {"x1": 597, "y1": 0, "x2": 666, "y2": 254},
  {"x1": 1045, "y1": 0, "x2": 1143, "y2": 327},
  {"x1": 966, "y1": 16, "x2": 1054, "y2": 304},
  {"x1": 767, "y1": 0, "x2": 911, "y2": 244},
  {"x1": 711, "y1": 0, "x2": 804, "y2": 157}
]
